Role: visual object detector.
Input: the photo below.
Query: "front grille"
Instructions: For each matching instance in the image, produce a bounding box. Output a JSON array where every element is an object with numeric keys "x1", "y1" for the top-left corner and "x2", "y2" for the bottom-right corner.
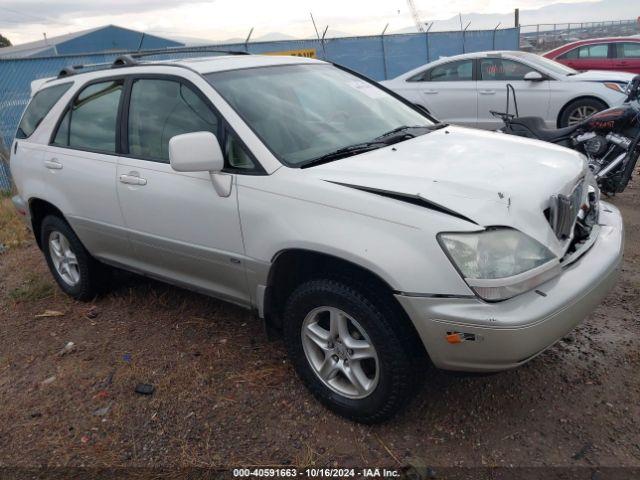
[{"x1": 548, "y1": 180, "x2": 584, "y2": 240}]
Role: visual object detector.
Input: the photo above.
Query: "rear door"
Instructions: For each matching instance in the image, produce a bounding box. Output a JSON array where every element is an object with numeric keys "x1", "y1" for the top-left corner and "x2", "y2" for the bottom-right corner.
[
  {"x1": 400, "y1": 59, "x2": 477, "y2": 126},
  {"x1": 557, "y1": 43, "x2": 613, "y2": 71},
  {"x1": 613, "y1": 42, "x2": 640, "y2": 74},
  {"x1": 11, "y1": 82, "x2": 72, "y2": 204},
  {"x1": 44, "y1": 78, "x2": 130, "y2": 263},
  {"x1": 476, "y1": 57, "x2": 551, "y2": 130},
  {"x1": 115, "y1": 75, "x2": 251, "y2": 305}
]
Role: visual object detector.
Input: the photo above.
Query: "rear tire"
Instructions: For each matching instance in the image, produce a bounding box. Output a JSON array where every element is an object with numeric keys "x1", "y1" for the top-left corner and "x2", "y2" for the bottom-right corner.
[
  {"x1": 559, "y1": 98, "x2": 607, "y2": 127},
  {"x1": 41, "y1": 215, "x2": 106, "y2": 301},
  {"x1": 283, "y1": 278, "x2": 423, "y2": 423}
]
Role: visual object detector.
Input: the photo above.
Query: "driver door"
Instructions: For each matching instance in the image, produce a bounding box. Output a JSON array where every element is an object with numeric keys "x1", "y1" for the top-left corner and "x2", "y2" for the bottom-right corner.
[
  {"x1": 115, "y1": 76, "x2": 251, "y2": 305},
  {"x1": 476, "y1": 57, "x2": 551, "y2": 130}
]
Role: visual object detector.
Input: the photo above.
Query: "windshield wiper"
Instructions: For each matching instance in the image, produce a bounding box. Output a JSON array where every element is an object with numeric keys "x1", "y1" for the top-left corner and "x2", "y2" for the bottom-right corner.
[
  {"x1": 299, "y1": 141, "x2": 388, "y2": 169},
  {"x1": 373, "y1": 123, "x2": 448, "y2": 142},
  {"x1": 299, "y1": 123, "x2": 449, "y2": 169}
]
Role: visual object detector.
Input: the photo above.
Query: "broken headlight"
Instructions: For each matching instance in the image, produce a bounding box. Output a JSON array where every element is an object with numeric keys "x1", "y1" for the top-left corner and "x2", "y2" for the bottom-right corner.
[{"x1": 438, "y1": 228, "x2": 559, "y2": 301}]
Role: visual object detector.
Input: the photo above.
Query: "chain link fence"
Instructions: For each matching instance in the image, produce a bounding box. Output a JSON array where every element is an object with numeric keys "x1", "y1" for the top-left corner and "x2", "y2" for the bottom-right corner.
[
  {"x1": 0, "y1": 139, "x2": 11, "y2": 193},
  {"x1": 520, "y1": 19, "x2": 639, "y2": 52}
]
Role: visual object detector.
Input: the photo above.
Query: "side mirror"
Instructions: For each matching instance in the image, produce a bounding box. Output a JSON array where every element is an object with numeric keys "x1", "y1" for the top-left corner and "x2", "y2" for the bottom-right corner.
[
  {"x1": 524, "y1": 71, "x2": 544, "y2": 82},
  {"x1": 169, "y1": 131, "x2": 224, "y2": 173}
]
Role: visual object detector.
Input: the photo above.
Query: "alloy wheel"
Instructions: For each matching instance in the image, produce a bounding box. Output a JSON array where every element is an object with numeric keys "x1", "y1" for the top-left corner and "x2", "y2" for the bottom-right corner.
[
  {"x1": 48, "y1": 231, "x2": 80, "y2": 287},
  {"x1": 301, "y1": 306, "x2": 379, "y2": 399},
  {"x1": 567, "y1": 105, "x2": 599, "y2": 126}
]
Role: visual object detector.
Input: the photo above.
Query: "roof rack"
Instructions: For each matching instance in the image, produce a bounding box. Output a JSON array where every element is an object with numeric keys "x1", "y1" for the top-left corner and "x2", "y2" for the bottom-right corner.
[
  {"x1": 129, "y1": 48, "x2": 250, "y2": 60},
  {"x1": 56, "y1": 48, "x2": 250, "y2": 78}
]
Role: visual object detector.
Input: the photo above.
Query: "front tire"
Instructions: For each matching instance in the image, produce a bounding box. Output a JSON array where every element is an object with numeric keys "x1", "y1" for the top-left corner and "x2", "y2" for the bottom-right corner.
[
  {"x1": 559, "y1": 98, "x2": 607, "y2": 127},
  {"x1": 283, "y1": 279, "x2": 422, "y2": 423},
  {"x1": 41, "y1": 215, "x2": 104, "y2": 301}
]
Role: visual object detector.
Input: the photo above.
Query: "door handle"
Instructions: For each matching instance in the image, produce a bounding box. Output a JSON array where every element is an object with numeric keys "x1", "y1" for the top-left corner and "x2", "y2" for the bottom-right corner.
[
  {"x1": 423, "y1": 89, "x2": 438, "y2": 94},
  {"x1": 479, "y1": 89, "x2": 496, "y2": 95},
  {"x1": 119, "y1": 173, "x2": 147, "y2": 186},
  {"x1": 44, "y1": 159, "x2": 63, "y2": 170}
]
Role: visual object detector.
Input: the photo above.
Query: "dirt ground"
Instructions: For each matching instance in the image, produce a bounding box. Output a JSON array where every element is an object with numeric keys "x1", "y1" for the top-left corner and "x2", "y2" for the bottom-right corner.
[{"x1": 0, "y1": 183, "x2": 639, "y2": 475}]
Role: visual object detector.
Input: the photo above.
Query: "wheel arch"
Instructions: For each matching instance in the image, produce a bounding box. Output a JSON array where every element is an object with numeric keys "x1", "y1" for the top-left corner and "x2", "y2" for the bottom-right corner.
[
  {"x1": 556, "y1": 95, "x2": 609, "y2": 128},
  {"x1": 28, "y1": 197, "x2": 66, "y2": 250},
  {"x1": 264, "y1": 248, "x2": 428, "y2": 357}
]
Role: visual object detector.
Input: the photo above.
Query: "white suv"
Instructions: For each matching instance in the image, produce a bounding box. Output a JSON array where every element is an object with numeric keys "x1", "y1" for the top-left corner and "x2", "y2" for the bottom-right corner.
[{"x1": 10, "y1": 53, "x2": 623, "y2": 423}]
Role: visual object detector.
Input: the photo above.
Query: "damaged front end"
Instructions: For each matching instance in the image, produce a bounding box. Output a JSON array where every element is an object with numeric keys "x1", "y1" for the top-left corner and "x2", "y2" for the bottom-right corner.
[{"x1": 548, "y1": 172, "x2": 601, "y2": 263}]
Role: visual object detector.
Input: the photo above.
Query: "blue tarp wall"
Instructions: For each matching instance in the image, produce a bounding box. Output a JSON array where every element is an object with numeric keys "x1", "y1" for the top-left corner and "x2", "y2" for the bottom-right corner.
[{"x1": 0, "y1": 27, "x2": 519, "y2": 190}]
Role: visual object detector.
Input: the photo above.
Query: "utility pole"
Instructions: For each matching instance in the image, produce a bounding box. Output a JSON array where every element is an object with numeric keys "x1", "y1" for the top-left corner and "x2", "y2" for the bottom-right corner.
[{"x1": 514, "y1": 8, "x2": 520, "y2": 28}]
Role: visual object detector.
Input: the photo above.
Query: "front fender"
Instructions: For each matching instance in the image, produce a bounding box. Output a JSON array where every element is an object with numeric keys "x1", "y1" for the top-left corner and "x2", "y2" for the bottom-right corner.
[{"x1": 237, "y1": 175, "x2": 474, "y2": 297}]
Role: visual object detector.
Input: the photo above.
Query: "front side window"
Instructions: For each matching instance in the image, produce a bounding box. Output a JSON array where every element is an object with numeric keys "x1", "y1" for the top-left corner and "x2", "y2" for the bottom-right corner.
[
  {"x1": 53, "y1": 80, "x2": 123, "y2": 152},
  {"x1": 225, "y1": 133, "x2": 256, "y2": 170},
  {"x1": 17, "y1": 83, "x2": 72, "y2": 139},
  {"x1": 127, "y1": 79, "x2": 218, "y2": 163},
  {"x1": 480, "y1": 59, "x2": 538, "y2": 81},
  {"x1": 407, "y1": 69, "x2": 429, "y2": 82},
  {"x1": 428, "y1": 60, "x2": 473, "y2": 82},
  {"x1": 616, "y1": 42, "x2": 640, "y2": 59},
  {"x1": 206, "y1": 65, "x2": 433, "y2": 166},
  {"x1": 558, "y1": 48, "x2": 579, "y2": 60}
]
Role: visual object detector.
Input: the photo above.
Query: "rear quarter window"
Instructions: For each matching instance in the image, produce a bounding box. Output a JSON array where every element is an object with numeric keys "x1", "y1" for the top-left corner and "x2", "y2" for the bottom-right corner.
[{"x1": 16, "y1": 82, "x2": 72, "y2": 139}]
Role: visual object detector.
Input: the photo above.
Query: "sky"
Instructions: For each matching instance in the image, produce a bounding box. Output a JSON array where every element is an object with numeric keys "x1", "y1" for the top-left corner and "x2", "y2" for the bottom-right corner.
[{"x1": 0, "y1": 0, "x2": 602, "y2": 45}]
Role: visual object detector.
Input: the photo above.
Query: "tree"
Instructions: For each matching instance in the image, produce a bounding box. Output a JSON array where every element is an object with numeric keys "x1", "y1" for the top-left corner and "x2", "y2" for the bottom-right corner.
[{"x1": 0, "y1": 34, "x2": 12, "y2": 48}]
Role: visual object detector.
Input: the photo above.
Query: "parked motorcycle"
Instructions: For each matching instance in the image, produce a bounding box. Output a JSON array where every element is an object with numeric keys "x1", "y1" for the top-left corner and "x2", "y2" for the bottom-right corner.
[{"x1": 491, "y1": 76, "x2": 640, "y2": 195}]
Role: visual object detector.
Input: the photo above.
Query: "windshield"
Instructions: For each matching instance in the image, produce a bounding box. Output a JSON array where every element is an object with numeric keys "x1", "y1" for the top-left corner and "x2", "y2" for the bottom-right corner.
[
  {"x1": 511, "y1": 51, "x2": 578, "y2": 76},
  {"x1": 206, "y1": 64, "x2": 434, "y2": 166}
]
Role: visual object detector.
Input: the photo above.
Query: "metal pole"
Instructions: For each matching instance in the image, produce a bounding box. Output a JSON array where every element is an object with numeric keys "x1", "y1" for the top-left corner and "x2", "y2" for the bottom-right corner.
[
  {"x1": 244, "y1": 27, "x2": 254, "y2": 52},
  {"x1": 462, "y1": 22, "x2": 470, "y2": 54},
  {"x1": 310, "y1": 13, "x2": 321, "y2": 40},
  {"x1": 137, "y1": 32, "x2": 145, "y2": 51},
  {"x1": 425, "y1": 23, "x2": 433, "y2": 63},
  {"x1": 321, "y1": 25, "x2": 328, "y2": 60},
  {"x1": 381, "y1": 23, "x2": 389, "y2": 80},
  {"x1": 459, "y1": 14, "x2": 464, "y2": 53},
  {"x1": 514, "y1": 8, "x2": 520, "y2": 27},
  {"x1": 493, "y1": 22, "x2": 501, "y2": 50}
]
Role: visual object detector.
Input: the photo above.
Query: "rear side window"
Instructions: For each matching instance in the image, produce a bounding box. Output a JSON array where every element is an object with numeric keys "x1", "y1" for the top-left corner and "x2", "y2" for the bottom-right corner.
[
  {"x1": 127, "y1": 79, "x2": 219, "y2": 163},
  {"x1": 53, "y1": 80, "x2": 124, "y2": 153},
  {"x1": 16, "y1": 83, "x2": 71, "y2": 139},
  {"x1": 561, "y1": 43, "x2": 609, "y2": 60},
  {"x1": 616, "y1": 42, "x2": 640, "y2": 59},
  {"x1": 480, "y1": 59, "x2": 538, "y2": 81}
]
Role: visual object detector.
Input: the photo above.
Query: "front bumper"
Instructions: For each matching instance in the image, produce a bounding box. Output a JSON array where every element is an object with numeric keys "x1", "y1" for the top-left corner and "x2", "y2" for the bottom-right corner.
[{"x1": 396, "y1": 202, "x2": 624, "y2": 372}]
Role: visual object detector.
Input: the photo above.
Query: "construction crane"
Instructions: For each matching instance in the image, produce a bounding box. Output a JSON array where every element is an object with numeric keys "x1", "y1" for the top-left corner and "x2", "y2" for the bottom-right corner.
[{"x1": 406, "y1": 0, "x2": 424, "y2": 32}]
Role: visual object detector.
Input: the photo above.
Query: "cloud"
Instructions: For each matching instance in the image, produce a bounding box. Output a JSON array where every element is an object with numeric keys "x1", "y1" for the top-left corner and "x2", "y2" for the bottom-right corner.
[{"x1": 0, "y1": 0, "x2": 606, "y2": 46}]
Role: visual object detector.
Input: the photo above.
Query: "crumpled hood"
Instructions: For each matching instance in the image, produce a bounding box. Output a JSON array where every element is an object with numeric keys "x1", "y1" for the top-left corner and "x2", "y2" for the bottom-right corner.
[
  {"x1": 566, "y1": 70, "x2": 636, "y2": 83},
  {"x1": 307, "y1": 126, "x2": 588, "y2": 256}
]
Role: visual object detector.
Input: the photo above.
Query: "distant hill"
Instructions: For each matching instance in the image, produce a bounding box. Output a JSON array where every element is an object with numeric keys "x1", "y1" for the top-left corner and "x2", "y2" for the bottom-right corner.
[{"x1": 394, "y1": 0, "x2": 636, "y2": 33}]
